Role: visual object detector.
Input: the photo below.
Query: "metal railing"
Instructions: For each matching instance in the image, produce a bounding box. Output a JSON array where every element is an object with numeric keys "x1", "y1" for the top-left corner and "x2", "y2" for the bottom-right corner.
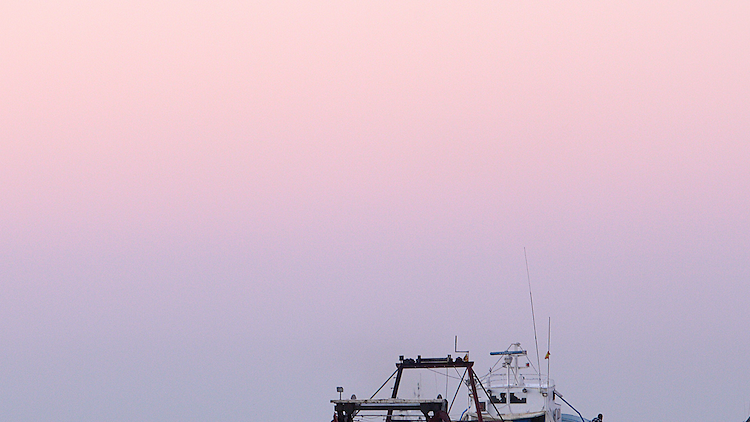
[{"x1": 486, "y1": 373, "x2": 554, "y2": 389}]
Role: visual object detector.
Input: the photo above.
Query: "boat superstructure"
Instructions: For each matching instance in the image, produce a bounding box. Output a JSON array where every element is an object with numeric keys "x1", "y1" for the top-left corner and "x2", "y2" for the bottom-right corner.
[{"x1": 462, "y1": 343, "x2": 561, "y2": 422}]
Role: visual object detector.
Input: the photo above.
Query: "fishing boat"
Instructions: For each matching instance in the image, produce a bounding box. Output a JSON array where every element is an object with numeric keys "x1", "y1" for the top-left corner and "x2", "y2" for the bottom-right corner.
[
  {"x1": 331, "y1": 348, "x2": 597, "y2": 422},
  {"x1": 461, "y1": 343, "x2": 561, "y2": 422}
]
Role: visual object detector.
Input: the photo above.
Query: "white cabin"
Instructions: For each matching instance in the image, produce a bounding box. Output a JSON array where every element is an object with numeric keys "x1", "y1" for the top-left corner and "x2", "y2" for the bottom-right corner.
[{"x1": 463, "y1": 344, "x2": 561, "y2": 422}]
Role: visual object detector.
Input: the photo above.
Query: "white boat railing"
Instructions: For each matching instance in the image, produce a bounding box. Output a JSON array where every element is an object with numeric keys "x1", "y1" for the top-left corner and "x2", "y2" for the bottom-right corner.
[{"x1": 486, "y1": 373, "x2": 555, "y2": 389}]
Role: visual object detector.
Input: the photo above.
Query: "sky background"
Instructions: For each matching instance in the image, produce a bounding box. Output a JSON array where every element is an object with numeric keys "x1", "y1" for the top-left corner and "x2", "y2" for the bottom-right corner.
[{"x1": 1, "y1": 1, "x2": 749, "y2": 421}]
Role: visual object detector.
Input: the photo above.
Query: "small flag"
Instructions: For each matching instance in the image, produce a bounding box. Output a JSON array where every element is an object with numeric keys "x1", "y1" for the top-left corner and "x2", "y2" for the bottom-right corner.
[{"x1": 544, "y1": 351, "x2": 550, "y2": 359}]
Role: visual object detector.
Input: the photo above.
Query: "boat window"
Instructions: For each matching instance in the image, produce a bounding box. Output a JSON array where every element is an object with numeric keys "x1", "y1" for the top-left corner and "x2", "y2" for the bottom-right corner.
[
  {"x1": 489, "y1": 393, "x2": 505, "y2": 404},
  {"x1": 509, "y1": 393, "x2": 527, "y2": 404},
  {"x1": 479, "y1": 402, "x2": 486, "y2": 411}
]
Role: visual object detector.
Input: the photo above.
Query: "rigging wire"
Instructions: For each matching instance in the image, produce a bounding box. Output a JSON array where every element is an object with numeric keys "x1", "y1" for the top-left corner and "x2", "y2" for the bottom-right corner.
[
  {"x1": 448, "y1": 368, "x2": 468, "y2": 414},
  {"x1": 369, "y1": 367, "x2": 400, "y2": 399},
  {"x1": 425, "y1": 368, "x2": 463, "y2": 380},
  {"x1": 433, "y1": 371, "x2": 439, "y2": 397},
  {"x1": 524, "y1": 247, "x2": 542, "y2": 378}
]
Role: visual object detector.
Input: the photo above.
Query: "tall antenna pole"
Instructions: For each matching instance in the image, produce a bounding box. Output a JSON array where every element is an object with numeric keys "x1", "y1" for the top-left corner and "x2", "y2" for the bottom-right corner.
[
  {"x1": 546, "y1": 317, "x2": 551, "y2": 389},
  {"x1": 524, "y1": 247, "x2": 541, "y2": 374}
]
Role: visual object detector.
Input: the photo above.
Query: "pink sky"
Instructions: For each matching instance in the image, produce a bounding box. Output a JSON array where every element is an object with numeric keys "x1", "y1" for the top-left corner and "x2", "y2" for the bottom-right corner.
[{"x1": 1, "y1": 1, "x2": 749, "y2": 421}]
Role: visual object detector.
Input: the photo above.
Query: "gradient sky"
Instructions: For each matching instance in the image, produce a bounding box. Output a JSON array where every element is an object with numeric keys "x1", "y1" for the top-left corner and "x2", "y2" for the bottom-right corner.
[{"x1": 1, "y1": 1, "x2": 749, "y2": 421}]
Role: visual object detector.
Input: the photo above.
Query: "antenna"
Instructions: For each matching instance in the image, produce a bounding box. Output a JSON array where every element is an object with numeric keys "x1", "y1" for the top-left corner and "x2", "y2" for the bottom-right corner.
[
  {"x1": 546, "y1": 317, "x2": 551, "y2": 389},
  {"x1": 524, "y1": 247, "x2": 542, "y2": 375}
]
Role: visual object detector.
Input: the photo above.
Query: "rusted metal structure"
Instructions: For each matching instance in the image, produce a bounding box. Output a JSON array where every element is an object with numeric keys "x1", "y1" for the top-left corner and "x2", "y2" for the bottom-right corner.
[
  {"x1": 332, "y1": 398, "x2": 448, "y2": 422},
  {"x1": 332, "y1": 355, "x2": 485, "y2": 422}
]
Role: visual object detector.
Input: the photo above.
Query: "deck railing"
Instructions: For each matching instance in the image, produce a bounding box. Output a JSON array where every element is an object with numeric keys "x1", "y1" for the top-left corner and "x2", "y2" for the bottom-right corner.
[{"x1": 486, "y1": 373, "x2": 554, "y2": 389}]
